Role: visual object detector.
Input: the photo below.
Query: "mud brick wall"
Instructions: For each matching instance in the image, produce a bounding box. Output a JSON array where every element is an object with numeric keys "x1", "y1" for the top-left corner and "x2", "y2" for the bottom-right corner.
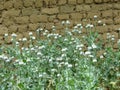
[{"x1": 0, "y1": 0, "x2": 120, "y2": 44}]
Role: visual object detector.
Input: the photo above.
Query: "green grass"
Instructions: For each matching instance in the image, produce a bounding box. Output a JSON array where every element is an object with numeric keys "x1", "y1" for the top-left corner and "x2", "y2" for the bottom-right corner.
[{"x1": 0, "y1": 19, "x2": 120, "y2": 90}]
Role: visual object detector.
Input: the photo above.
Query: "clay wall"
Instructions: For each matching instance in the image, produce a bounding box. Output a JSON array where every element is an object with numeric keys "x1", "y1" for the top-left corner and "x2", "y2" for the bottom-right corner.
[{"x1": 0, "y1": 0, "x2": 120, "y2": 44}]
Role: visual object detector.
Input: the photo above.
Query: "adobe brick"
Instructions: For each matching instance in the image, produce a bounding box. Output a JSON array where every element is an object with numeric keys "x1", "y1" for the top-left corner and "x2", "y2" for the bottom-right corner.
[
  {"x1": 113, "y1": 10, "x2": 119, "y2": 18},
  {"x1": 49, "y1": 0, "x2": 57, "y2": 5},
  {"x1": 0, "y1": 18, "x2": 2, "y2": 24},
  {"x1": 8, "y1": 25, "x2": 18, "y2": 33},
  {"x1": 102, "y1": 10, "x2": 113, "y2": 18},
  {"x1": 2, "y1": 9, "x2": 20, "y2": 18},
  {"x1": 68, "y1": 0, "x2": 76, "y2": 4},
  {"x1": 13, "y1": 0, "x2": 23, "y2": 9},
  {"x1": 102, "y1": 18, "x2": 113, "y2": 25},
  {"x1": 22, "y1": 7, "x2": 39, "y2": 16},
  {"x1": 16, "y1": 33, "x2": 24, "y2": 41},
  {"x1": 30, "y1": 14, "x2": 48, "y2": 23},
  {"x1": 4, "y1": 1, "x2": 13, "y2": 10},
  {"x1": 0, "y1": 36, "x2": 3, "y2": 40},
  {"x1": 43, "y1": 0, "x2": 49, "y2": 6},
  {"x1": 15, "y1": 16, "x2": 29, "y2": 24},
  {"x1": 35, "y1": 0, "x2": 42, "y2": 7},
  {"x1": 94, "y1": 0, "x2": 102, "y2": 3},
  {"x1": 18, "y1": 25, "x2": 28, "y2": 33},
  {"x1": 54, "y1": 22, "x2": 63, "y2": 30},
  {"x1": 112, "y1": 25, "x2": 120, "y2": 31},
  {"x1": 95, "y1": 26, "x2": 108, "y2": 33},
  {"x1": 0, "y1": 4, "x2": 4, "y2": 10},
  {"x1": 42, "y1": 7, "x2": 59, "y2": 15},
  {"x1": 77, "y1": 0, "x2": 84, "y2": 4},
  {"x1": 28, "y1": 23, "x2": 40, "y2": 31},
  {"x1": 76, "y1": 5, "x2": 91, "y2": 11},
  {"x1": 3, "y1": 18, "x2": 14, "y2": 27},
  {"x1": 87, "y1": 12, "x2": 101, "y2": 19},
  {"x1": 23, "y1": 0, "x2": 34, "y2": 7},
  {"x1": 57, "y1": 14, "x2": 69, "y2": 20},
  {"x1": 48, "y1": 15, "x2": 56, "y2": 22},
  {"x1": 58, "y1": 0, "x2": 67, "y2": 5},
  {"x1": 114, "y1": 17, "x2": 120, "y2": 24},
  {"x1": 70, "y1": 13, "x2": 83, "y2": 20},
  {"x1": 91, "y1": 4, "x2": 112, "y2": 11},
  {"x1": 113, "y1": 4, "x2": 120, "y2": 10},
  {"x1": 111, "y1": 32, "x2": 118, "y2": 39},
  {"x1": 45, "y1": 23, "x2": 54, "y2": 30},
  {"x1": 0, "y1": 25, "x2": 8, "y2": 35},
  {"x1": 60, "y1": 5, "x2": 75, "y2": 13},
  {"x1": 103, "y1": 0, "x2": 110, "y2": 3},
  {"x1": 85, "y1": 0, "x2": 93, "y2": 4}
]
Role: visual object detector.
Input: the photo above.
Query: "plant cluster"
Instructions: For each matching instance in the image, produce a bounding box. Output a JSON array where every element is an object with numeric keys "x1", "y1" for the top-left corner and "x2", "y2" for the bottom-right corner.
[{"x1": 0, "y1": 17, "x2": 120, "y2": 90}]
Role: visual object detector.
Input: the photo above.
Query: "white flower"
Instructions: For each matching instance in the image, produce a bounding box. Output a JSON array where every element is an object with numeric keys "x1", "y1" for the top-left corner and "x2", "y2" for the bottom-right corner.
[
  {"x1": 75, "y1": 63, "x2": 78, "y2": 66},
  {"x1": 64, "y1": 38, "x2": 68, "y2": 41},
  {"x1": 77, "y1": 24, "x2": 82, "y2": 27},
  {"x1": 85, "y1": 51, "x2": 91, "y2": 55},
  {"x1": 68, "y1": 64, "x2": 72, "y2": 68},
  {"x1": 103, "y1": 52, "x2": 107, "y2": 55},
  {"x1": 100, "y1": 55, "x2": 104, "y2": 59},
  {"x1": 88, "y1": 46, "x2": 92, "y2": 50},
  {"x1": 90, "y1": 24, "x2": 94, "y2": 28},
  {"x1": 16, "y1": 42, "x2": 19, "y2": 45},
  {"x1": 92, "y1": 43, "x2": 97, "y2": 49},
  {"x1": 36, "y1": 29, "x2": 40, "y2": 32},
  {"x1": 22, "y1": 38, "x2": 27, "y2": 41},
  {"x1": 94, "y1": 15, "x2": 97, "y2": 19},
  {"x1": 111, "y1": 37, "x2": 115, "y2": 41},
  {"x1": 56, "y1": 57, "x2": 62, "y2": 61},
  {"x1": 67, "y1": 31, "x2": 72, "y2": 36},
  {"x1": 11, "y1": 33, "x2": 17, "y2": 37},
  {"x1": 57, "y1": 74, "x2": 61, "y2": 77},
  {"x1": 89, "y1": 55, "x2": 94, "y2": 58},
  {"x1": 52, "y1": 26, "x2": 55, "y2": 29},
  {"x1": 103, "y1": 23, "x2": 106, "y2": 26},
  {"x1": 61, "y1": 48, "x2": 68, "y2": 52},
  {"x1": 37, "y1": 52, "x2": 42, "y2": 56},
  {"x1": 86, "y1": 24, "x2": 91, "y2": 28},
  {"x1": 98, "y1": 20, "x2": 102, "y2": 24},
  {"x1": 26, "y1": 58, "x2": 31, "y2": 62},
  {"x1": 38, "y1": 45, "x2": 45, "y2": 49},
  {"x1": 62, "y1": 21, "x2": 65, "y2": 25},
  {"x1": 74, "y1": 26, "x2": 78, "y2": 29},
  {"x1": 61, "y1": 54, "x2": 66, "y2": 57},
  {"x1": 31, "y1": 47, "x2": 35, "y2": 51},
  {"x1": 65, "y1": 62, "x2": 69, "y2": 65},
  {"x1": 60, "y1": 62, "x2": 65, "y2": 65},
  {"x1": 49, "y1": 58, "x2": 53, "y2": 62},
  {"x1": 79, "y1": 47, "x2": 82, "y2": 50},
  {"x1": 80, "y1": 44, "x2": 84, "y2": 47},
  {"x1": 40, "y1": 28, "x2": 43, "y2": 31},
  {"x1": 29, "y1": 32, "x2": 33, "y2": 36},
  {"x1": 6, "y1": 59, "x2": 11, "y2": 62},
  {"x1": 117, "y1": 39, "x2": 120, "y2": 44},
  {"x1": 19, "y1": 61, "x2": 26, "y2": 65},
  {"x1": 19, "y1": 38, "x2": 22, "y2": 41},
  {"x1": 39, "y1": 74, "x2": 43, "y2": 78},
  {"x1": 66, "y1": 20, "x2": 70, "y2": 25},
  {"x1": 51, "y1": 69, "x2": 57, "y2": 72},
  {"x1": 4, "y1": 33, "x2": 8, "y2": 37},
  {"x1": 43, "y1": 32, "x2": 47, "y2": 36},
  {"x1": 31, "y1": 36, "x2": 36, "y2": 40},
  {"x1": 93, "y1": 58, "x2": 97, "y2": 62},
  {"x1": 80, "y1": 51, "x2": 84, "y2": 55},
  {"x1": 58, "y1": 64, "x2": 62, "y2": 67}
]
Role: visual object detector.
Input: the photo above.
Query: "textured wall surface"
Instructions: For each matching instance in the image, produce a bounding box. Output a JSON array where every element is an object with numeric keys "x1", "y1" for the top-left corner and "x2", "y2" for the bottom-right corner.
[{"x1": 0, "y1": 0, "x2": 120, "y2": 44}]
